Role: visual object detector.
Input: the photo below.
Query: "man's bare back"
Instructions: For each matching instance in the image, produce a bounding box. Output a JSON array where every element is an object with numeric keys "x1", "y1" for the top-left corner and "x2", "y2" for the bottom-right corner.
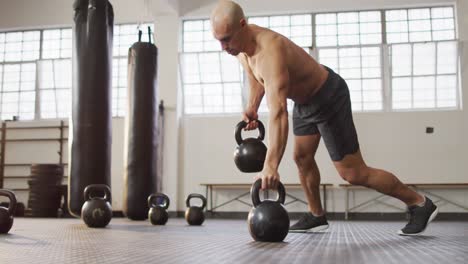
[{"x1": 237, "y1": 24, "x2": 329, "y2": 104}]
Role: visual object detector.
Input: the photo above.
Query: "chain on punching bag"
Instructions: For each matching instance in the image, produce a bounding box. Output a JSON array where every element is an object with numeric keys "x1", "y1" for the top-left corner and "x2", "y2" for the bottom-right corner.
[
  {"x1": 123, "y1": 27, "x2": 159, "y2": 220},
  {"x1": 69, "y1": 0, "x2": 114, "y2": 217}
]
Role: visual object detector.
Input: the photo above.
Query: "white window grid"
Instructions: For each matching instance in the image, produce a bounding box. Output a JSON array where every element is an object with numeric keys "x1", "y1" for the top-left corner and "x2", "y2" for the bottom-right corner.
[
  {"x1": 0, "y1": 62, "x2": 36, "y2": 120},
  {"x1": 180, "y1": 51, "x2": 244, "y2": 114},
  {"x1": 389, "y1": 40, "x2": 459, "y2": 110},
  {"x1": 0, "y1": 28, "x2": 69, "y2": 121},
  {"x1": 0, "y1": 23, "x2": 154, "y2": 120},
  {"x1": 318, "y1": 45, "x2": 384, "y2": 111},
  {"x1": 180, "y1": 6, "x2": 457, "y2": 115},
  {"x1": 315, "y1": 10, "x2": 382, "y2": 47},
  {"x1": 112, "y1": 57, "x2": 127, "y2": 117},
  {"x1": 182, "y1": 14, "x2": 312, "y2": 115},
  {"x1": 42, "y1": 28, "x2": 72, "y2": 59},
  {"x1": 0, "y1": 30, "x2": 41, "y2": 62},
  {"x1": 0, "y1": 30, "x2": 40, "y2": 121},
  {"x1": 183, "y1": 19, "x2": 220, "y2": 52},
  {"x1": 249, "y1": 14, "x2": 313, "y2": 48},
  {"x1": 38, "y1": 59, "x2": 72, "y2": 119},
  {"x1": 385, "y1": 6, "x2": 456, "y2": 44}
]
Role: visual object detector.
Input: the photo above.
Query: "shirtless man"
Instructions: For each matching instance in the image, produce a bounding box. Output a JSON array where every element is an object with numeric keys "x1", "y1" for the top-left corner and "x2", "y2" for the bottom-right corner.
[{"x1": 210, "y1": 0, "x2": 438, "y2": 235}]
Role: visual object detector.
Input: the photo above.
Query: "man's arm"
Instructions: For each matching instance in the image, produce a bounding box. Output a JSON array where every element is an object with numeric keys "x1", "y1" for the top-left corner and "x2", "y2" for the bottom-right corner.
[
  {"x1": 245, "y1": 71, "x2": 265, "y2": 113},
  {"x1": 236, "y1": 54, "x2": 265, "y2": 130},
  {"x1": 258, "y1": 44, "x2": 289, "y2": 189},
  {"x1": 238, "y1": 54, "x2": 265, "y2": 112}
]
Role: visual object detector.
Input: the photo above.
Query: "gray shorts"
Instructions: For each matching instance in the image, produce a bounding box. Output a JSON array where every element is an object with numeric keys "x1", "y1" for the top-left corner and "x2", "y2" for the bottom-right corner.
[{"x1": 292, "y1": 66, "x2": 359, "y2": 161}]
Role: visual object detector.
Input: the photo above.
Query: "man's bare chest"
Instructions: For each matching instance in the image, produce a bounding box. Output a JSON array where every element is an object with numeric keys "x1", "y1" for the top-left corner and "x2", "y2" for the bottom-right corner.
[{"x1": 246, "y1": 56, "x2": 265, "y2": 86}]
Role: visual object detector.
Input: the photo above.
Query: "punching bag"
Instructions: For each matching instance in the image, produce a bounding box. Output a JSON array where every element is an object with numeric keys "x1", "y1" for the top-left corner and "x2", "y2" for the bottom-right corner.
[
  {"x1": 123, "y1": 28, "x2": 159, "y2": 220},
  {"x1": 69, "y1": 0, "x2": 113, "y2": 217}
]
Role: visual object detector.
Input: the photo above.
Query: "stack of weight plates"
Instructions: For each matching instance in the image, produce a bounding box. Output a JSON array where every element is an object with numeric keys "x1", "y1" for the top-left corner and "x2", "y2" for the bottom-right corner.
[{"x1": 26, "y1": 164, "x2": 64, "y2": 217}]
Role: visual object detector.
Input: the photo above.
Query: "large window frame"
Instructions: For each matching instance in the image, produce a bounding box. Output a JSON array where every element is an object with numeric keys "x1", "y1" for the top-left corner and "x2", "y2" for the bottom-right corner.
[
  {"x1": 180, "y1": 5, "x2": 460, "y2": 115},
  {"x1": 0, "y1": 23, "x2": 153, "y2": 121},
  {"x1": 0, "y1": 29, "x2": 41, "y2": 120}
]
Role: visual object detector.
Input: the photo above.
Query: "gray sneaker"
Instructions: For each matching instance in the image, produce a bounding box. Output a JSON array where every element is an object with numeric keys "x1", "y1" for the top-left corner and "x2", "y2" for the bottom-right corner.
[
  {"x1": 398, "y1": 196, "x2": 438, "y2": 236},
  {"x1": 289, "y1": 212, "x2": 329, "y2": 233}
]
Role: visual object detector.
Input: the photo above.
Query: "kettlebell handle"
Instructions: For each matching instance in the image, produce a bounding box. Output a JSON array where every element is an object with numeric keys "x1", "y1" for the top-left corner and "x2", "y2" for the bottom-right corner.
[
  {"x1": 186, "y1": 193, "x2": 207, "y2": 210},
  {"x1": 148, "y1": 193, "x2": 170, "y2": 209},
  {"x1": 84, "y1": 184, "x2": 111, "y2": 203},
  {"x1": 235, "y1": 120, "x2": 265, "y2": 145},
  {"x1": 0, "y1": 189, "x2": 17, "y2": 216},
  {"x1": 250, "y1": 179, "x2": 286, "y2": 207}
]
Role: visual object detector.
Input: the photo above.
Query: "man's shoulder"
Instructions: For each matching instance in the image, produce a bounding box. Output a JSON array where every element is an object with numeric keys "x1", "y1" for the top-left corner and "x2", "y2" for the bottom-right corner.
[{"x1": 257, "y1": 35, "x2": 286, "y2": 62}]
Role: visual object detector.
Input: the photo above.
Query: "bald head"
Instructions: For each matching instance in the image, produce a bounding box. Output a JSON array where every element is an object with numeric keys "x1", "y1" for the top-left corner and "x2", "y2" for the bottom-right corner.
[
  {"x1": 211, "y1": 1, "x2": 249, "y2": 56},
  {"x1": 211, "y1": 0, "x2": 246, "y2": 31}
]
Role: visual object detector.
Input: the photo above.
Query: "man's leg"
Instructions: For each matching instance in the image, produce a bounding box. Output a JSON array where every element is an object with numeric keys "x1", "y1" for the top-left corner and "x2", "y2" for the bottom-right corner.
[
  {"x1": 333, "y1": 149, "x2": 423, "y2": 206},
  {"x1": 293, "y1": 134, "x2": 324, "y2": 215},
  {"x1": 333, "y1": 149, "x2": 438, "y2": 235},
  {"x1": 313, "y1": 65, "x2": 437, "y2": 235},
  {"x1": 289, "y1": 133, "x2": 329, "y2": 232}
]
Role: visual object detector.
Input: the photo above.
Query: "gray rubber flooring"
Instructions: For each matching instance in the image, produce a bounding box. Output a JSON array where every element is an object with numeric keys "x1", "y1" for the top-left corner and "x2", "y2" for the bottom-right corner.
[{"x1": 0, "y1": 218, "x2": 467, "y2": 264}]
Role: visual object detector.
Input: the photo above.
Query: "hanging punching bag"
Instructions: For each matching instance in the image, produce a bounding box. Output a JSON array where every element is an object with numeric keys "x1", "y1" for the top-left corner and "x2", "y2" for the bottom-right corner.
[
  {"x1": 123, "y1": 27, "x2": 159, "y2": 220},
  {"x1": 69, "y1": 0, "x2": 113, "y2": 217}
]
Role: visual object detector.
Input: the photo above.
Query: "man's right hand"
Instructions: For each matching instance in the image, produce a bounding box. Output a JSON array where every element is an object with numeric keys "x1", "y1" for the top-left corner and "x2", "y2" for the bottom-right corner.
[{"x1": 242, "y1": 108, "x2": 259, "y2": 131}]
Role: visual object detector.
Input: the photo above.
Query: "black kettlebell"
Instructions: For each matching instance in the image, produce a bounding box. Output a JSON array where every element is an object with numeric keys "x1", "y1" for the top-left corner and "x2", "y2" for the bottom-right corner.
[
  {"x1": 81, "y1": 184, "x2": 112, "y2": 228},
  {"x1": 185, "y1": 194, "x2": 207, "y2": 225},
  {"x1": 233, "y1": 120, "x2": 267, "y2": 173},
  {"x1": 247, "y1": 179, "x2": 290, "y2": 242},
  {"x1": 148, "y1": 193, "x2": 170, "y2": 225},
  {"x1": 0, "y1": 189, "x2": 16, "y2": 234}
]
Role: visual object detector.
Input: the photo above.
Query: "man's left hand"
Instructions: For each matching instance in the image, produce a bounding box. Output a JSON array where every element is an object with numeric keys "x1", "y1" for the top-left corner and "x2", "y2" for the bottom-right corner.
[{"x1": 255, "y1": 166, "x2": 280, "y2": 190}]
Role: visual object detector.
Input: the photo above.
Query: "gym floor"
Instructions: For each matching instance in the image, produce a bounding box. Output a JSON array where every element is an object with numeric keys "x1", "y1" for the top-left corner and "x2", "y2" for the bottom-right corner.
[{"x1": 1, "y1": 218, "x2": 467, "y2": 264}]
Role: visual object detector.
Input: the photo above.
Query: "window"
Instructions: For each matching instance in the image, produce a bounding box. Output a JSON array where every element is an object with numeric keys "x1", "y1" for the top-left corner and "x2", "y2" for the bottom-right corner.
[
  {"x1": 386, "y1": 7, "x2": 455, "y2": 44},
  {"x1": 319, "y1": 46, "x2": 382, "y2": 111},
  {"x1": 0, "y1": 31, "x2": 40, "y2": 62},
  {"x1": 0, "y1": 30, "x2": 40, "y2": 120},
  {"x1": 0, "y1": 63, "x2": 36, "y2": 120},
  {"x1": 0, "y1": 23, "x2": 154, "y2": 120},
  {"x1": 250, "y1": 14, "x2": 312, "y2": 47},
  {"x1": 386, "y1": 6, "x2": 457, "y2": 109},
  {"x1": 315, "y1": 11, "x2": 382, "y2": 47},
  {"x1": 37, "y1": 28, "x2": 73, "y2": 119},
  {"x1": 112, "y1": 23, "x2": 154, "y2": 116},
  {"x1": 183, "y1": 20, "x2": 220, "y2": 52},
  {"x1": 182, "y1": 19, "x2": 244, "y2": 114},
  {"x1": 112, "y1": 57, "x2": 127, "y2": 117},
  {"x1": 42, "y1": 28, "x2": 72, "y2": 59},
  {"x1": 390, "y1": 41, "x2": 459, "y2": 109},
  {"x1": 181, "y1": 7, "x2": 459, "y2": 114},
  {"x1": 181, "y1": 14, "x2": 311, "y2": 114},
  {"x1": 38, "y1": 59, "x2": 71, "y2": 118},
  {"x1": 180, "y1": 52, "x2": 243, "y2": 114},
  {"x1": 316, "y1": 11, "x2": 383, "y2": 111},
  {"x1": 0, "y1": 34, "x2": 3, "y2": 62}
]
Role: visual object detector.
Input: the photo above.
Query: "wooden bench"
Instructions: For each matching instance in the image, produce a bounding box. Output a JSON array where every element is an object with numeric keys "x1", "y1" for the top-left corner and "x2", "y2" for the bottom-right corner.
[
  {"x1": 200, "y1": 183, "x2": 332, "y2": 213},
  {"x1": 340, "y1": 183, "x2": 468, "y2": 220}
]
